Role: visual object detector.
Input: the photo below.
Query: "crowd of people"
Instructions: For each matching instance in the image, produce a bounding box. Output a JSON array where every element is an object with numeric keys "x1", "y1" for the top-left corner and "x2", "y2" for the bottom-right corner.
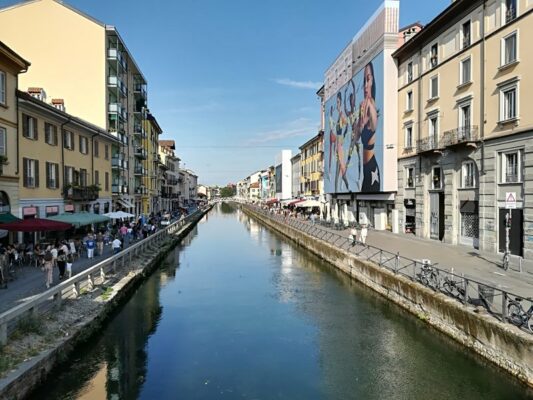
[{"x1": 0, "y1": 208, "x2": 195, "y2": 290}]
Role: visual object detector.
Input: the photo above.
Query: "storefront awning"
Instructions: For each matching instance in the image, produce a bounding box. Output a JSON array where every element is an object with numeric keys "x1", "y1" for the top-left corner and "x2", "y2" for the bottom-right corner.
[
  {"x1": 117, "y1": 198, "x2": 134, "y2": 209},
  {"x1": 0, "y1": 213, "x2": 21, "y2": 224},
  {"x1": 265, "y1": 198, "x2": 279, "y2": 205}
]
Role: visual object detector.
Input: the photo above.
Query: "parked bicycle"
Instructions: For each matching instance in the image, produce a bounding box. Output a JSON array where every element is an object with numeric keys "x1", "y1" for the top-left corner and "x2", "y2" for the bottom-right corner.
[
  {"x1": 507, "y1": 297, "x2": 533, "y2": 333},
  {"x1": 416, "y1": 263, "x2": 439, "y2": 290},
  {"x1": 441, "y1": 275, "x2": 466, "y2": 301}
]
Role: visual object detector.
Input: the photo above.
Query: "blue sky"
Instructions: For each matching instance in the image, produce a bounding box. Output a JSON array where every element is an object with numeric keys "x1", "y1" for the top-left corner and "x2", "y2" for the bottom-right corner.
[{"x1": 8, "y1": 0, "x2": 450, "y2": 185}]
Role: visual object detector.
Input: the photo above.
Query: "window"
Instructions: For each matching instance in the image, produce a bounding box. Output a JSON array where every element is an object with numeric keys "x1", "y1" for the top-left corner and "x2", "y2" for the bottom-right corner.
[
  {"x1": 406, "y1": 91, "x2": 413, "y2": 111},
  {"x1": 63, "y1": 130, "x2": 74, "y2": 150},
  {"x1": 462, "y1": 161, "x2": 476, "y2": 188},
  {"x1": 406, "y1": 166, "x2": 415, "y2": 188},
  {"x1": 505, "y1": 0, "x2": 517, "y2": 23},
  {"x1": 80, "y1": 168, "x2": 88, "y2": 186},
  {"x1": 460, "y1": 102, "x2": 471, "y2": 129},
  {"x1": 502, "y1": 32, "x2": 517, "y2": 66},
  {"x1": 405, "y1": 124, "x2": 413, "y2": 149},
  {"x1": 94, "y1": 170, "x2": 100, "y2": 186},
  {"x1": 23, "y1": 158, "x2": 39, "y2": 188},
  {"x1": 46, "y1": 162, "x2": 59, "y2": 189},
  {"x1": 0, "y1": 71, "x2": 5, "y2": 106},
  {"x1": 94, "y1": 140, "x2": 99, "y2": 158},
  {"x1": 432, "y1": 166, "x2": 442, "y2": 189},
  {"x1": 407, "y1": 62, "x2": 413, "y2": 83},
  {"x1": 22, "y1": 114, "x2": 37, "y2": 140},
  {"x1": 44, "y1": 123, "x2": 57, "y2": 145},
  {"x1": 430, "y1": 43, "x2": 438, "y2": 68},
  {"x1": 429, "y1": 75, "x2": 439, "y2": 99},
  {"x1": 499, "y1": 83, "x2": 518, "y2": 122},
  {"x1": 501, "y1": 150, "x2": 522, "y2": 183},
  {"x1": 64, "y1": 166, "x2": 74, "y2": 185},
  {"x1": 0, "y1": 127, "x2": 5, "y2": 156},
  {"x1": 429, "y1": 114, "x2": 439, "y2": 147},
  {"x1": 460, "y1": 57, "x2": 471, "y2": 85},
  {"x1": 105, "y1": 144, "x2": 109, "y2": 160},
  {"x1": 462, "y1": 20, "x2": 471, "y2": 49},
  {"x1": 79, "y1": 136, "x2": 88, "y2": 154}
]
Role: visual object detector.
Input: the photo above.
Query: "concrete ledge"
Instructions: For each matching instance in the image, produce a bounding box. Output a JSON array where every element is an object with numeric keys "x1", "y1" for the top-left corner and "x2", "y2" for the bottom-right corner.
[
  {"x1": 244, "y1": 206, "x2": 533, "y2": 388},
  {"x1": 0, "y1": 208, "x2": 210, "y2": 400}
]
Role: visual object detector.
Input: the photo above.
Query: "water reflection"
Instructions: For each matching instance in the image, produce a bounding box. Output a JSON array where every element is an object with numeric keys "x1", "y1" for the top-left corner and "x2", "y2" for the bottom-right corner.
[{"x1": 30, "y1": 203, "x2": 533, "y2": 400}]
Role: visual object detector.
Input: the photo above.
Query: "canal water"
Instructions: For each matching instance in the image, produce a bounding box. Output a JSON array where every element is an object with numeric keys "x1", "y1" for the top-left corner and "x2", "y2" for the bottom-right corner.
[{"x1": 31, "y1": 203, "x2": 533, "y2": 400}]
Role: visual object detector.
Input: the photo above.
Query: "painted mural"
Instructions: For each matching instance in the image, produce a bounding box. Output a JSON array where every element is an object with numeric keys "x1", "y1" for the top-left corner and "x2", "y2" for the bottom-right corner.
[{"x1": 324, "y1": 51, "x2": 384, "y2": 194}]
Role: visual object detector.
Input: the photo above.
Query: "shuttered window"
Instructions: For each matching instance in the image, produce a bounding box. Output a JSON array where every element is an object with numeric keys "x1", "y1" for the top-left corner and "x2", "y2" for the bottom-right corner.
[
  {"x1": 22, "y1": 114, "x2": 38, "y2": 140},
  {"x1": 23, "y1": 158, "x2": 39, "y2": 188},
  {"x1": 46, "y1": 162, "x2": 59, "y2": 189}
]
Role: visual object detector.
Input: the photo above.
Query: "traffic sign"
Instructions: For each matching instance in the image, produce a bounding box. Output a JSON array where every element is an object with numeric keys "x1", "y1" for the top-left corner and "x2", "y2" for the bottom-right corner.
[{"x1": 505, "y1": 192, "x2": 516, "y2": 209}]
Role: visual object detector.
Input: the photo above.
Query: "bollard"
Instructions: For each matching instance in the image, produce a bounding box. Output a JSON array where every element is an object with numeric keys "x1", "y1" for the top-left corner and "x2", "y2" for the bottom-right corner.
[
  {"x1": 462, "y1": 277, "x2": 468, "y2": 305},
  {"x1": 87, "y1": 273, "x2": 94, "y2": 291},
  {"x1": 395, "y1": 253, "x2": 400, "y2": 273},
  {"x1": 0, "y1": 322, "x2": 7, "y2": 346},
  {"x1": 502, "y1": 291, "x2": 508, "y2": 321}
]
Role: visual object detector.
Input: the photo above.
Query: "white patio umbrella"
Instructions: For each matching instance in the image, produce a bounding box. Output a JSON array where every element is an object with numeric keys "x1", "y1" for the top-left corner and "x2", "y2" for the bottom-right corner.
[
  {"x1": 342, "y1": 203, "x2": 348, "y2": 226},
  {"x1": 325, "y1": 202, "x2": 331, "y2": 221},
  {"x1": 332, "y1": 202, "x2": 339, "y2": 224},
  {"x1": 103, "y1": 211, "x2": 135, "y2": 219}
]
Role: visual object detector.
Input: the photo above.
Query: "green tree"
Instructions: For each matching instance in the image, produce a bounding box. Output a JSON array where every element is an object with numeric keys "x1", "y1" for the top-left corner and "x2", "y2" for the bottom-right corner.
[{"x1": 220, "y1": 186, "x2": 236, "y2": 198}]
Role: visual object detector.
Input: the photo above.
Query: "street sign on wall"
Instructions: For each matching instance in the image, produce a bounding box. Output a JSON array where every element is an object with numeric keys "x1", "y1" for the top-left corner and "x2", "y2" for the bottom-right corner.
[{"x1": 505, "y1": 192, "x2": 516, "y2": 209}]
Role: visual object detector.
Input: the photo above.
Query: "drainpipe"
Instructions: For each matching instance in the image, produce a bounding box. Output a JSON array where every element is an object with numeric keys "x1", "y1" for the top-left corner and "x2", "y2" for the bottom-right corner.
[
  {"x1": 60, "y1": 117, "x2": 72, "y2": 191},
  {"x1": 90, "y1": 132, "x2": 98, "y2": 182},
  {"x1": 480, "y1": 0, "x2": 487, "y2": 251}
]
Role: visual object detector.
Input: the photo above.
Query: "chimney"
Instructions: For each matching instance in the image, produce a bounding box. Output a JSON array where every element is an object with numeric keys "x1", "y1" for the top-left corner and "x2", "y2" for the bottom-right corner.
[
  {"x1": 51, "y1": 98, "x2": 65, "y2": 112},
  {"x1": 28, "y1": 87, "x2": 47, "y2": 102}
]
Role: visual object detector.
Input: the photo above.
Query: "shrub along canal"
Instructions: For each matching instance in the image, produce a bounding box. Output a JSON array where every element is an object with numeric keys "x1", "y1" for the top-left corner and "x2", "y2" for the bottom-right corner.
[{"x1": 29, "y1": 203, "x2": 533, "y2": 399}]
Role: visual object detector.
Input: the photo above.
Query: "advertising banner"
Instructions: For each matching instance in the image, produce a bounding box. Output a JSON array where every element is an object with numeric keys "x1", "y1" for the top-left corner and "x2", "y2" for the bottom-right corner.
[{"x1": 324, "y1": 51, "x2": 384, "y2": 194}]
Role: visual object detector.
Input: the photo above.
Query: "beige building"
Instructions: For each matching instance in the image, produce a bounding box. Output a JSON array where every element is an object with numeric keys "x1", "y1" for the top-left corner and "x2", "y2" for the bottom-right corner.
[
  {"x1": 0, "y1": 0, "x2": 150, "y2": 214},
  {"x1": 0, "y1": 42, "x2": 30, "y2": 223},
  {"x1": 394, "y1": 0, "x2": 533, "y2": 258},
  {"x1": 145, "y1": 113, "x2": 163, "y2": 215},
  {"x1": 299, "y1": 132, "x2": 324, "y2": 197},
  {"x1": 159, "y1": 140, "x2": 180, "y2": 212},
  {"x1": 17, "y1": 89, "x2": 119, "y2": 219}
]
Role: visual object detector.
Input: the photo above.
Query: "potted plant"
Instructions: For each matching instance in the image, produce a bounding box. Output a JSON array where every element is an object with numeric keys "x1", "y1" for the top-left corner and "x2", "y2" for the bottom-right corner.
[{"x1": 0, "y1": 155, "x2": 7, "y2": 175}]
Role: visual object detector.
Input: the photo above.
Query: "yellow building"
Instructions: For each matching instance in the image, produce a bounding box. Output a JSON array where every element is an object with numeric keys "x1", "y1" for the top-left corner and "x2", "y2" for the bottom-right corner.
[
  {"x1": 394, "y1": 0, "x2": 533, "y2": 258},
  {"x1": 0, "y1": 42, "x2": 30, "y2": 222},
  {"x1": 299, "y1": 132, "x2": 324, "y2": 197},
  {"x1": 142, "y1": 113, "x2": 163, "y2": 215},
  {"x1": 0, "y1": 0, "x2": 149, "y2": 214},
  {"x1": 17, "y1": 89, "x2": 120, "y2": 219}
]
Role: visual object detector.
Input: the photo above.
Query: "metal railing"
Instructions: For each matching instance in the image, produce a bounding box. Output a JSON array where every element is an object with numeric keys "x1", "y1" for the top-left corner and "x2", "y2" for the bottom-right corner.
[
  {"x1": 246, "y1": 204, "x2": 533, "y2": 335},
  {"x1": 0, "y1": 207, "x2": 208, "y2": 345}
]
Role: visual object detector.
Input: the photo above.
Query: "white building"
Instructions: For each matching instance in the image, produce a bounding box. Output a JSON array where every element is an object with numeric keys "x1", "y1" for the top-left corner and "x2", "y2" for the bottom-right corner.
[{"x1": 275, "y1": 150, "x2": 292, "y2": 200}]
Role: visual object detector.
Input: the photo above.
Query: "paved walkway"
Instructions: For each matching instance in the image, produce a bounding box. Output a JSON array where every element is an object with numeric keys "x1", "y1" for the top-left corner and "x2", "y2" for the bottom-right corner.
[
  {"x1": 294, "y1": 217, "x2": 533, "y2": 299},
  {"x1": 0, "y1": 241, "x2": 131, "y2": 314}
]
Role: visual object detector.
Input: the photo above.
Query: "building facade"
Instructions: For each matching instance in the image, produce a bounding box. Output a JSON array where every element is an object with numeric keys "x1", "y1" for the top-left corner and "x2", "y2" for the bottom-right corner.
[
  {"x1": 0, "y1": 42, "x2": 30, "y2": 225},
  {"x1": 299, "y1": 132, "x2": 324, "y2": 197},
  {"x1": 17, "y1": 89, "x2": 119, "y2": 219},
  {"x1": 275, "y1": 150, "x2": 292, "y2": 200},
  {"x1": 0, "y1": 0, "x2": 150, "y2": 213},
  {"x1": 159, "y1": 140, "x2": 180, "y2": 212},
  {"x1": 291, "y1": 154, "x2": 301, "y2": 199},
  {"x1": 394, "y1": 0, "x2": 533, "y2": 258},
  {"x1": 322, "y1": 1, "x2": 400, "y2": 230}
]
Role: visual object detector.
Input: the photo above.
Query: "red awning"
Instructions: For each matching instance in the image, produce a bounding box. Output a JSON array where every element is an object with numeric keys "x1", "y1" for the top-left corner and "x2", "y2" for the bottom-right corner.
[
  {"x1": 288, "y1": 199, "x2": 305, "y2": 206},
  {"x1": 265, "y1": 199, "x2": 279, "y2": 205},
  {"x1": 0, "y1": 218, "x2": 72, "y2": 232}
]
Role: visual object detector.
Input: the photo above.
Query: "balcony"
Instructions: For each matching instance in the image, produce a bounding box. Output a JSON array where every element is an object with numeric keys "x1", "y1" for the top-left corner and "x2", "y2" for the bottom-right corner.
[
  {"x1": 134, "y1": 165, "x2": 146, "y2": 175},
  {"x1": 112, "y1": 184, "x2": 123, "y2": 194},
  {"x1": 107, "y1": 48, "x2": 127, "y2": 70},
  {"x1": 111, "y1": 157, "x2": 128, "y2": 170},
  {"x1": 108, "y1": 76, "x2": 127, "y2": 97},
  {"x1": 506, "y1": 6, "x2": 516, "y2": 24},
  {"x1": 134, "y1": 147, "x2": 147, "y2": 159},
  {"x1": 134, "y1": 83, "x2": 147, "y2": 100},
  {"x1": 441, "y1": 126, "x2": 479, "y2": 149},
  {"x1": 109, "y1": 103, "x2": 127, "y2": 120},
  {"x1": 63, "y1": 186, "x2": 99, "y2": 201},
  {"x1": 416, "y1": 135, "x2": 443, "y2": 155},
  {"x1": 133, "y1": 123, "x2": 147, "y2": 138},
  {"x1": 135, "y1": 186, "x2": 148, "y2": 195}
]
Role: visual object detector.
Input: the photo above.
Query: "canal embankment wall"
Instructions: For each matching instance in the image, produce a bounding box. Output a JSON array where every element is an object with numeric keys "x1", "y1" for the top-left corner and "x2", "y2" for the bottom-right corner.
[
  {"x1": 243, "y1": 206, "x2": 533, "y2": 388},
  {"x1": 0, "y1": 207, "x2": 211, "y2": 400}
]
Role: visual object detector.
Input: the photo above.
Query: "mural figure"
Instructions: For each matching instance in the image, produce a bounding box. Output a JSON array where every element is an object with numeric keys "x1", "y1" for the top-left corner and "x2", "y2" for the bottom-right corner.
[
  {"x1": 334, "y1": 92, "x2": 350, "y2": 191},
  {"x1": 355, "y1": 62, "x2": 380, "y2": 192},
  {"x1": 344, "y1": 79, "x2": 362, "y2": 191}
]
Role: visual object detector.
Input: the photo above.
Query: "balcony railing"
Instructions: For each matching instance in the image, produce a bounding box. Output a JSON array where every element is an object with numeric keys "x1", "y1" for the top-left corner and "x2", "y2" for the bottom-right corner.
[
  {"x1": 135, "y1": 186, "x2": 148, "y2": 195},
  {"x1": 109, "y1": 103, "x2": 127, "y2": 120},
  {"x1": 107, "y1": 48, "x2": 127, "y2": 70},
  {"x1": 506, "y1": 6, "x2": 516, "y2": 23},
  {"x1": 441, "y1": 125, "x2": 479, "y2": 147},
  {"x1": 134, "y1": 166, "x2": 146, "y2": 175},
  {"x1": 134, "y1": 83, "x2": 147, "y2": 99},
  {"x1": 63, "y1": 186, "x2": 99, "y2": 201},
  {"x1": 416, "y1": 135, "x2": 442, "y2": 154},
  {"x1": 108, "y1": 76, "x2": 127, "y2": 96},
  {"x1": 111, "y1": 157, "x2": 128, "y2": 170},
  {"x1": 134, "y1": 147, "x2": 147, "y2": 159}
]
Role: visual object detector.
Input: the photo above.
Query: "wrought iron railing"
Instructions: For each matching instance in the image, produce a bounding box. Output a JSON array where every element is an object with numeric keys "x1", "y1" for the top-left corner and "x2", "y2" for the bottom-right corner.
[{"x1": 441, "y1": 125, "x2": 479, "y2": 147}]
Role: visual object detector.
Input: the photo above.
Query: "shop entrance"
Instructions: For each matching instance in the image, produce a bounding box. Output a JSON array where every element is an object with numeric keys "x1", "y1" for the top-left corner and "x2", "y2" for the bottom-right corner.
[
  {"x1": 404, "y1": 199, "x2": 416, "y2": 234},
  {"x1": 498, "y1": 208, "x2": 523, "y2": 256},
  {"x1": 429, "y1": 192, "x2": 444, "y2": 241}
]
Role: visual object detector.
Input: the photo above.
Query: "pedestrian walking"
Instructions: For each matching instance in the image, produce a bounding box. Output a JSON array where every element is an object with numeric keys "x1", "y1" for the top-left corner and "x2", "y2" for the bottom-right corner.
[
  {"x1": 66, "y1": 251, "x2": 73, "y2": 279},
  {"x1": 350, "y1": 227, "x2": 358, "y2": 246},
  {"x1": 50, "y1": 243, "x2": 58, "y2": 268},
  {"x1": 96, "y1": 231, "x2": 104, "y2": 256},
  {"x1": 57, "y1": 247, "x2": 67, "y2": 280},
  {"x1": 86, "y1": 234, "x2": 96, "y2": 259},
  {"x1": 43, "y1": 249, "x2": 54, "y2": 289},
  {"x1": 112, "y1": 236, "x2": 122, "y2": 254},
  {"x1": 360, "y1": 224, "x2": 368, "y2": 245}
]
